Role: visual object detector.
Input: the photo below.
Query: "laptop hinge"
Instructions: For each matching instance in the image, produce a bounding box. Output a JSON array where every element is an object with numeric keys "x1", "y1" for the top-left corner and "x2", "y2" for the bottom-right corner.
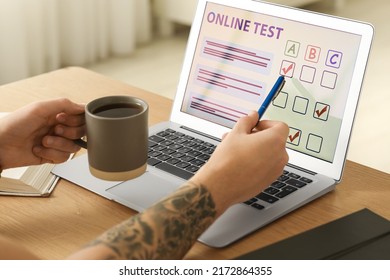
[
  {"x1": 180, "y1": 126, "x2": 221, "y2": 142},
  {"x1": 287, "y1": 163, "x2": 317, "y2": 175}
]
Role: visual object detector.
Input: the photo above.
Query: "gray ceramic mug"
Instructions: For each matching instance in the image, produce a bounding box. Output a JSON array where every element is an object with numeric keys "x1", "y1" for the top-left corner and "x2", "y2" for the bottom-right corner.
[{"x1": 76, "y1": 95, "x2": 148, "y2": 181}]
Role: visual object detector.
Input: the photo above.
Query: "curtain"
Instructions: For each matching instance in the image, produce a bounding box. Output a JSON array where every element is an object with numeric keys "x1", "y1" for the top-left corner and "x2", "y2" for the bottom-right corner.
[{"x1": 0, "y1": 0, "x2": 152, "y2": 85}]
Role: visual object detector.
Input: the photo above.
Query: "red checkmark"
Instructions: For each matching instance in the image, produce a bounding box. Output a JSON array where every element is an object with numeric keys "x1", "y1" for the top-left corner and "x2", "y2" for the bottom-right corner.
[
  {"x1": 282, "y1": 63, "x2": 294, "y2": 75},
  {"x1": 315, "y1": 105, "x2": 328, "y2": 118},
  {"x1": 288, "y1": 131, "x2": 300, "y2": 143}
]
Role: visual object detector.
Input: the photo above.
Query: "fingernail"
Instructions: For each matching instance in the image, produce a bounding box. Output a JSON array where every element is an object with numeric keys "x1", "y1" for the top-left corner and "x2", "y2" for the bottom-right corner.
[
  {"x1": 33, "y1": 146, "x2": 42, "y2": 154},
  {"x1": 248, "y1": 111, "x2": 258, "y2": 118},
  {"x1": 46, "y1": 137, "x2": 54, "y2": 146},
  {"x1": 55, "y1": 126, "x2": 64, "y2": 135},
  {"x1": 57, "y1": 114, "x2": 66, "y2": 122}
]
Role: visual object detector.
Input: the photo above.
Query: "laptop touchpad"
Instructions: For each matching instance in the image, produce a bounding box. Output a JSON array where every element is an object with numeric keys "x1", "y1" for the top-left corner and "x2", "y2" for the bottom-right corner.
[{"x1": 106, "y1": 170, "x2": 181, "y2": 212}]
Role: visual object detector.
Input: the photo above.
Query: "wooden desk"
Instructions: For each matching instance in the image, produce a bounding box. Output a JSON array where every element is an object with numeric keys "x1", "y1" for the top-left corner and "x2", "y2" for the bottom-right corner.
[{"x1": 0, "y1": 67, "x2": 389, "y2": 259}]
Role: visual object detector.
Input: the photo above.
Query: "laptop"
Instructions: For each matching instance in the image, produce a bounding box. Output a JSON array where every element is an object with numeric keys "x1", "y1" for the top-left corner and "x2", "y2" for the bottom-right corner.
[{"x1": 53, "y1": 0, "x2": 374, "y2": 247}]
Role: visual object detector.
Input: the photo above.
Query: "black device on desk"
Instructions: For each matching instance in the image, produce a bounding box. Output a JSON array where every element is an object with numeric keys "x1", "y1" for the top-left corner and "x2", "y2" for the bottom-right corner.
[{"x1": 236, "y1": 209, "x2": 390, "y2": 260}]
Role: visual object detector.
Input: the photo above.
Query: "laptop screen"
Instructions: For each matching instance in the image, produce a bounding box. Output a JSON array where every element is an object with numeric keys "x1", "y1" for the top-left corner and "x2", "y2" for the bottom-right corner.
[{"x1": 179, "y1": 1, "x2": 363, "y2": 164}]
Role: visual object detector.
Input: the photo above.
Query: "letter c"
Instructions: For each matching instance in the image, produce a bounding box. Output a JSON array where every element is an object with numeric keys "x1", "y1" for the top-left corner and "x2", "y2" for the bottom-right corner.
[{"x1": 330, "y1": 53, "x2": 339, "y2": 65}]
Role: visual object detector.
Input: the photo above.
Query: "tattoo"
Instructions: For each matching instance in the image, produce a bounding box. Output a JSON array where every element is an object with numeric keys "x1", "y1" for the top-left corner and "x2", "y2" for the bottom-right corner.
[{"x1": 85, "y1": 182, "x2": 216, "y2": 259}]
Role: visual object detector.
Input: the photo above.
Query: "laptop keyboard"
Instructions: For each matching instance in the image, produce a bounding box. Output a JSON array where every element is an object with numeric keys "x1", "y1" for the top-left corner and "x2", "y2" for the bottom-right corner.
[
  {"x1": 148, "y1": 128, "x2": 216, "y2": 180},
  {"x1": 148, "y1": 128, "x2": 313, "y2": 210},
  {"x1": 243, "y1": 170, "x2": 313, "y2": 210}
]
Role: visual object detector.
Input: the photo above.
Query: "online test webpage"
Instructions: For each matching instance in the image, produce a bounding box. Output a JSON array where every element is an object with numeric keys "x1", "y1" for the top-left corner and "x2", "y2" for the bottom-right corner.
[{"x1": 180, "y1": 2, "x2": 361, "y2": 163}]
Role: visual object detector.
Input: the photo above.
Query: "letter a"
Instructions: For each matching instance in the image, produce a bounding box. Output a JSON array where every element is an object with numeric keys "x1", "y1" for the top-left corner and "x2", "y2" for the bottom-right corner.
[
  {"x1": 288, "y1": 45, "x2": 296, "y2": 54},
  {"x1": 285, "y1": 40, "x2": 300, "y2": 58}
]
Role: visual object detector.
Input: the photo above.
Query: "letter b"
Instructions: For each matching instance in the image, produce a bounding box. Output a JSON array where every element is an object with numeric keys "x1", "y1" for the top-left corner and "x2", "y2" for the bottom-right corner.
[{"x1": 305, "y1": 45, "x2": 321, "y2": 63}]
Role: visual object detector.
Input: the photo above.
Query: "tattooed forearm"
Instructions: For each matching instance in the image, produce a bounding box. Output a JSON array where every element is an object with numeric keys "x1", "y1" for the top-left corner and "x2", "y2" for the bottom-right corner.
[
  {"x1": 154, "y1": 182, "x2": 217, "y2": 259},
  {"x1": 84, "y1": 181, "x2": 217, "y2": 259}
]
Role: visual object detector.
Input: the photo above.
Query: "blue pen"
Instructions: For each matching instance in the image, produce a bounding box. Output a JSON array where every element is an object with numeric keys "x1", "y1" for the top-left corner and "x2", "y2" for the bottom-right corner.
[{"x1": 257, "y1": 75, "x2": 286, "y2": 119}]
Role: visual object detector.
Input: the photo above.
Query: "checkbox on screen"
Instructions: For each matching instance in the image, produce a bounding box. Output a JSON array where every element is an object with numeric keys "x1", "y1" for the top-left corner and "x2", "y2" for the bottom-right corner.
[
  {"x1": 321, "y1": 71, "x2": 338, "y2": 89},
  {"x1": 306, "y1": 134, "x2": 323, "y2": 153},
  {"x1": 300, "y1": 65, "x2": 316, "y2": 84},
  {"x1": 272, "y1": 91, "x2": 288, "y2": 109},
  {"x1": 293, "y1": 96, "x2": 309, "y2": 115}
]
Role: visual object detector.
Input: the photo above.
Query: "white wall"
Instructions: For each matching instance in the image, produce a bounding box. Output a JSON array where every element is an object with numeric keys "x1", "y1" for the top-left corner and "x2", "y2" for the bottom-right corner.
[{"x1": 0, "y1": 0, "x2": 152, "y2": 85}]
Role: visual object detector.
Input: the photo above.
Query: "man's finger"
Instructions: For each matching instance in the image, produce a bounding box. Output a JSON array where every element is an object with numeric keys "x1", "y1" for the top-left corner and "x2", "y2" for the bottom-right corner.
[{"x1": 233, "y1": 111, "x2": 259, "y2": 134}]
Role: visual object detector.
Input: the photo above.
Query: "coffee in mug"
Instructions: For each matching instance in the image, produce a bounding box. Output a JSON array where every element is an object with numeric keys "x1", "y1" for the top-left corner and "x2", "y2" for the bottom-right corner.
[
  {"x1": 92, "y1": 103, "x2": 143, "y2": 118},
  {"x1": 76, "y1": 95, "x2": 148, "y2": 181}
]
